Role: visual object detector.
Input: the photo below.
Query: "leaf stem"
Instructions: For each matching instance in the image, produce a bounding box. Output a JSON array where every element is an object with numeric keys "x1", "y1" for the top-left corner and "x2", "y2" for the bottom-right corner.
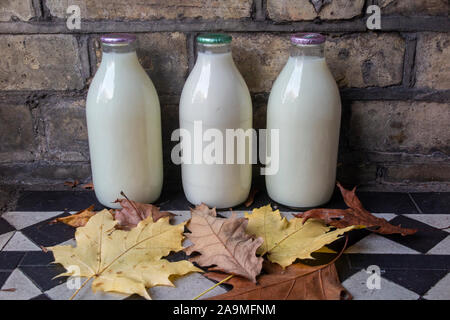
[
  {"x1": 193, "y1": 274, "x2": 234, "y2": 300},
  {"x1": 69, "y1": 275, "x2": 94, "y2": 300},
  {"x1": 120, "y1": 191, "x2": 145, "y2": 221}
]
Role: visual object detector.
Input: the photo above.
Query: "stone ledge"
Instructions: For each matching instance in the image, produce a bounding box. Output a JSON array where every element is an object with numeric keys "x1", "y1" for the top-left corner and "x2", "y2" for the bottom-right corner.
[{"x1": 0, "y1": 16, "x2": 448, "y2": 34}]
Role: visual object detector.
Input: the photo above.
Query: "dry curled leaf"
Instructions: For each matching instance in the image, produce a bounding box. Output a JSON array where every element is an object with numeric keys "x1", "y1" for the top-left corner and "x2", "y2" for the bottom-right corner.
[
  {"x1": 114, "y1": 196, "x2": 175, "y2": 230},
  {"x1": 185, "y1": 204, "x2": 263, "y2": 283},
  {"x1": 205, "y1": 260, "x2": 350, "y2": 300},
  {"x1": 50, "y1": 205, "x2": 96, "y2": 228},
  {"x1": 49, "y1": 210, "x2": 201, "y2": 300},
  {"x1": 81, "y1": 182, "x2": 94, "y2": 190},
  {"x1": 296, "y1": 182, "x2": 417, "y2": 236},
  {"x1": 245, "y1": 205, "x2": 354, "y2": 268},
  {"x1": 244, "y1": 188, "x2": 259, "y2": 207},
  {"x1": 64, "y1": 180, "x2": 79, "y2": 188}
]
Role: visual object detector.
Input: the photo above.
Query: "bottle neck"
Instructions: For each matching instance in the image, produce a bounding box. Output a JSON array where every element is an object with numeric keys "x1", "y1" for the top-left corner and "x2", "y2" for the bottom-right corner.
[
  {"x1": 290, "y1": 43, "x2": 324, "y2": 59},
  {"x1": 100, "y1": 43, "x2": 140, "y2": 66},
  {"x1": 195, "y1": 43, "x2": 234, "y2": 67},
  {"x1": 197, "y1": 43, "x2": 231, "y2": 55}
]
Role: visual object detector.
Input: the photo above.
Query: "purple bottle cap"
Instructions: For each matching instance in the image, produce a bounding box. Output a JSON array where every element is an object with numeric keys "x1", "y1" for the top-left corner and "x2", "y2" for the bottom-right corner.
[
  {"x1": 290, "y1": 33, "x2": 325, "y2": 45},
  {"x1": 100, "y1": 33, "x2": 137, "y2": 45}
]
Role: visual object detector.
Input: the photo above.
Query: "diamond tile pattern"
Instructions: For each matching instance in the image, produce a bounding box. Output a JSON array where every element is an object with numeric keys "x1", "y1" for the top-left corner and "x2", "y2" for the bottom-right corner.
[{"x1": 0, "y1": 190, "x2": 449, "y2": 300}]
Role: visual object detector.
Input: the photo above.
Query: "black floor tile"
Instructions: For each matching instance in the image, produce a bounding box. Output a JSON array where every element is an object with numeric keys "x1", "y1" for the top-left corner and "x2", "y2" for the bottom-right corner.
[
  {"x1": 157, "y1": 186, "x2": 348, "y2": 212},
  {"x1": 0, "y1": 271, "x2": 11, "y2": 288},
  {"x1": 0, "y1": 217, "x2": 15, "y2": 235},
  {"x1": 124, "y1": 294, "x2": 146, "y2": 300},
  {"x1": 356, "y1": 192, "x2": 418, "y2": 214},
  {"x1": 0, "y1": 251, "x2": 25, "y2": 270},
  {"x1": 21, "y1": 213, "x2": 75, "y2": 247},
  {"x1": 19, "y1": 265, "x2": 68, "y2": 292},
  {"x1": 348, "y1": 254, "x2": 450, "y2": 271},
  {"x1": 156, "y1": 189, "x2": 191, "y2": 211},
  {"x1": 166, "y1": 251, "x2": 188, "y2": 263},
  {"x1": 235, "y1": 187, "x2": 348, "y2": 212},
  {"x1": 327, "y1": 228, "x2": 372, "y2": 253},
  {"x1": 15, "y1": 191, "x2": 104, "y2": 211},
  {"x1": 20, "y1": 251, "x2": 55, "y2": 266},
  {"x1": 30, "y1": 293, "x2": 51, "y2": 300},
  {"x1": 382, "y1": 269, "x2": 448, "y2": 296},
  {"x1": 382, "y1": 215, "x2": 449, "y2": 254},
  {"x1": 306, "y1": 252, "x2": 357, "y2": 281},
  {"x1": 410, "y1": 193, "x2": 450, "y2": 214}
]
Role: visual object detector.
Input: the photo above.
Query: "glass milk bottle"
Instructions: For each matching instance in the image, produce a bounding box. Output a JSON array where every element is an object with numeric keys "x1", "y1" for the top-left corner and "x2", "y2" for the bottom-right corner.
[
  {"x1": 86, "y1": 34, "x2": 163, "y2": 208},
  {"x1": 179, "y1": 34, "x2": 252, "y2": 208},
  {"x1": 266, "y1": 33, "x2": 341, "y2": 208}
]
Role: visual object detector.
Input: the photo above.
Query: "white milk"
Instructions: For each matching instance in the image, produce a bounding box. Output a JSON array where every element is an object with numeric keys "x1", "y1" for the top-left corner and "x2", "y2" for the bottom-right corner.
[
  {"x1": 266, "y1": 40, "x2": 341, "y2": 208},
  {"x1": 179, "y1": 39, "x2": 252, "y2": 208},
  {"x1": 86, "y1": 38, "x2": 163, "y2": 208}
]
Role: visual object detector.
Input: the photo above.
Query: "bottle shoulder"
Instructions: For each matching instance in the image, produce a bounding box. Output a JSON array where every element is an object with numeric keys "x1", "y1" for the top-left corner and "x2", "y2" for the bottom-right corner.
[
  {"x1": 87, "y1": 64, "x2": 159, "y2": 107},
  {"x1": 269, "y1": 58, "x2": 340, "y2": 106}
]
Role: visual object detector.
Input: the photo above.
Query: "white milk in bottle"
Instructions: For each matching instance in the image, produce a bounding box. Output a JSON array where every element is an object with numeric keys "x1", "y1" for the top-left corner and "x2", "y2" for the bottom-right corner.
[
  {"x1": 266, "y1": 33, "x2": 341, "y2": 208},
  {"x1": 179, "y1": 33, "x2": 252, "y2": 208},
  {"x1": 86, "y1": 34, "x2": 163, "y2": 208}
]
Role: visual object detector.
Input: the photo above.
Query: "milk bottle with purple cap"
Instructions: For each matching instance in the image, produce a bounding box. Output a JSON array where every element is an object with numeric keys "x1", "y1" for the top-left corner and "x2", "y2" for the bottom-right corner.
[
  {"x1": 86, "y1": 34, "x2": 163, "y2": 208},
  {"x1": 266, "y1": 33, "x2": 341, "y2": 208}
]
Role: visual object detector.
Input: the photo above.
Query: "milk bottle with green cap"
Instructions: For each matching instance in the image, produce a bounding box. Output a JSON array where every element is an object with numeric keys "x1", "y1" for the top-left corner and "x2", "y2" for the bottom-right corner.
[
  {"x1": 86, "y1": 34, "x2": 163, "y2": 208},
  {"x1": 179, "y1": 33, "x2": 252, "y2": 208},
  {"x1": 266, "y1": 33, "x2": 341, "y2": 208}
]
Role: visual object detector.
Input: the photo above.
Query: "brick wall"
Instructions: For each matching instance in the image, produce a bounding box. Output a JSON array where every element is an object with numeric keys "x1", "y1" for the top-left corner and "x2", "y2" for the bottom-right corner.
[{"x1": 0, "y1": 0, "x2": 449, "y2": 191}]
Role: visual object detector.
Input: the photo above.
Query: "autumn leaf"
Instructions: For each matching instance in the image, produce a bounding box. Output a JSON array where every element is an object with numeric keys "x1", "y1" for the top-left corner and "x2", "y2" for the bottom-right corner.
[
  {"x1": 114, "y1": 193, "x2": 175, "y2": 230},
  {"x1": 48, "y1": 210, "x2": 201, "y2": 300},
  {"x1": 245, "y1": 205, "x2": 354, "y2": 268},
  {"x1": 185, "y1": 204, "x2": 263, "y2": 283},
  {"x1": 81, "y1": 182, "x2": 94, "y2": 190},
  {"x1": 205, "y1": 260, "x2": 350, "y2": 300},
  {"x1": 244, "y1": 188, "x2": 259, "y2": 207},
  {"x1": 64, "y1": 180, "x2": 79, "y2": 188},
  {"x1": 295, "y1": 182, "x2": 417, "y2": 236},
  {"x1": 50, "y1": 205, "x2": 96, "y2": 228}
]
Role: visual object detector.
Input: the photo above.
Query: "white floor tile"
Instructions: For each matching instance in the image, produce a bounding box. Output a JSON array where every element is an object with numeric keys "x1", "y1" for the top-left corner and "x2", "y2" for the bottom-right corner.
[
  {"x1": 423, "y1": 272, "x2": 450, "y2": 300},
  {"x1": 0, "y1": 231, "x2": 15, "y2": 251},
  {"x1": 342, "y1": 270, "x2": 420, "y2": 300},
  {"x1": 2, "y1": 211, "x2": 64, "y2": 230},
  {"x1": 57, "y1": 238, "x2": 77, "y2": 247},
  {"x1": 45, "y1": 279, "x2": 127, "y2": 300},
  {"x1": 345, "y1": 233, "x2": 420, "y2": 254},
  {"x1": 149, "y1": 273, "x2": 227, "y2": 300},
  {"x1": 0, "y1": 269, "x2": 42, "y2": 300},
  {"x1": 372, "y1": 213, "x2": 397, "y2": 221},
  {"x1": 2, "y1": 232, "x2": 41, "y2": 251},
  {"x1": 427, "y1": 235, "x2": 450, "y2": 255}
]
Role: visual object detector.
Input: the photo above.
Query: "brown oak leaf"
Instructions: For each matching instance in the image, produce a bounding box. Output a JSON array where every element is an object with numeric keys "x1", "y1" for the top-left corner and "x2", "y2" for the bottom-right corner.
[
  {"x1": 50, "y1": 205, "x2": 96, "y2": 228},
  {"x1": 114, "y1": 196, "x2": 175, "y2": 230},
  {"x1": 295, "y1": 182, "x2": 417, "y2": 236},
  {"x1": 185, "y1": 204, "x2": 263, "y2": 283},
  {"x1": 205, "y1": 260, "x2": 351, "y2": 300}
]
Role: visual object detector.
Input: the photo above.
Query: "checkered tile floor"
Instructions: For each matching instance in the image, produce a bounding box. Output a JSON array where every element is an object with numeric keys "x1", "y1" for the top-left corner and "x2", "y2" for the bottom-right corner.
[{"x1": 0, "y1": 190, "x2": 449, "y2": 300}]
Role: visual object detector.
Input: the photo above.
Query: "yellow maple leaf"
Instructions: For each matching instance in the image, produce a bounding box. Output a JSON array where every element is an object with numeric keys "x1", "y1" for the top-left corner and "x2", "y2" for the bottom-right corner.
[
  {"x1": 245, "y1": 205, "x2": 354, "y2": 268},
  {"x1": 48, "y1": 209, "x2": 202, "y2": 300}
]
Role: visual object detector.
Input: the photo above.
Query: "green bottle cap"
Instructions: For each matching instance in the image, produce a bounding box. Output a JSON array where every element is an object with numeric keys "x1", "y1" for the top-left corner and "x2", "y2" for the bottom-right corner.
[{"x1": 196, "y1": 33, "x2": 232, "y2": 45}]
